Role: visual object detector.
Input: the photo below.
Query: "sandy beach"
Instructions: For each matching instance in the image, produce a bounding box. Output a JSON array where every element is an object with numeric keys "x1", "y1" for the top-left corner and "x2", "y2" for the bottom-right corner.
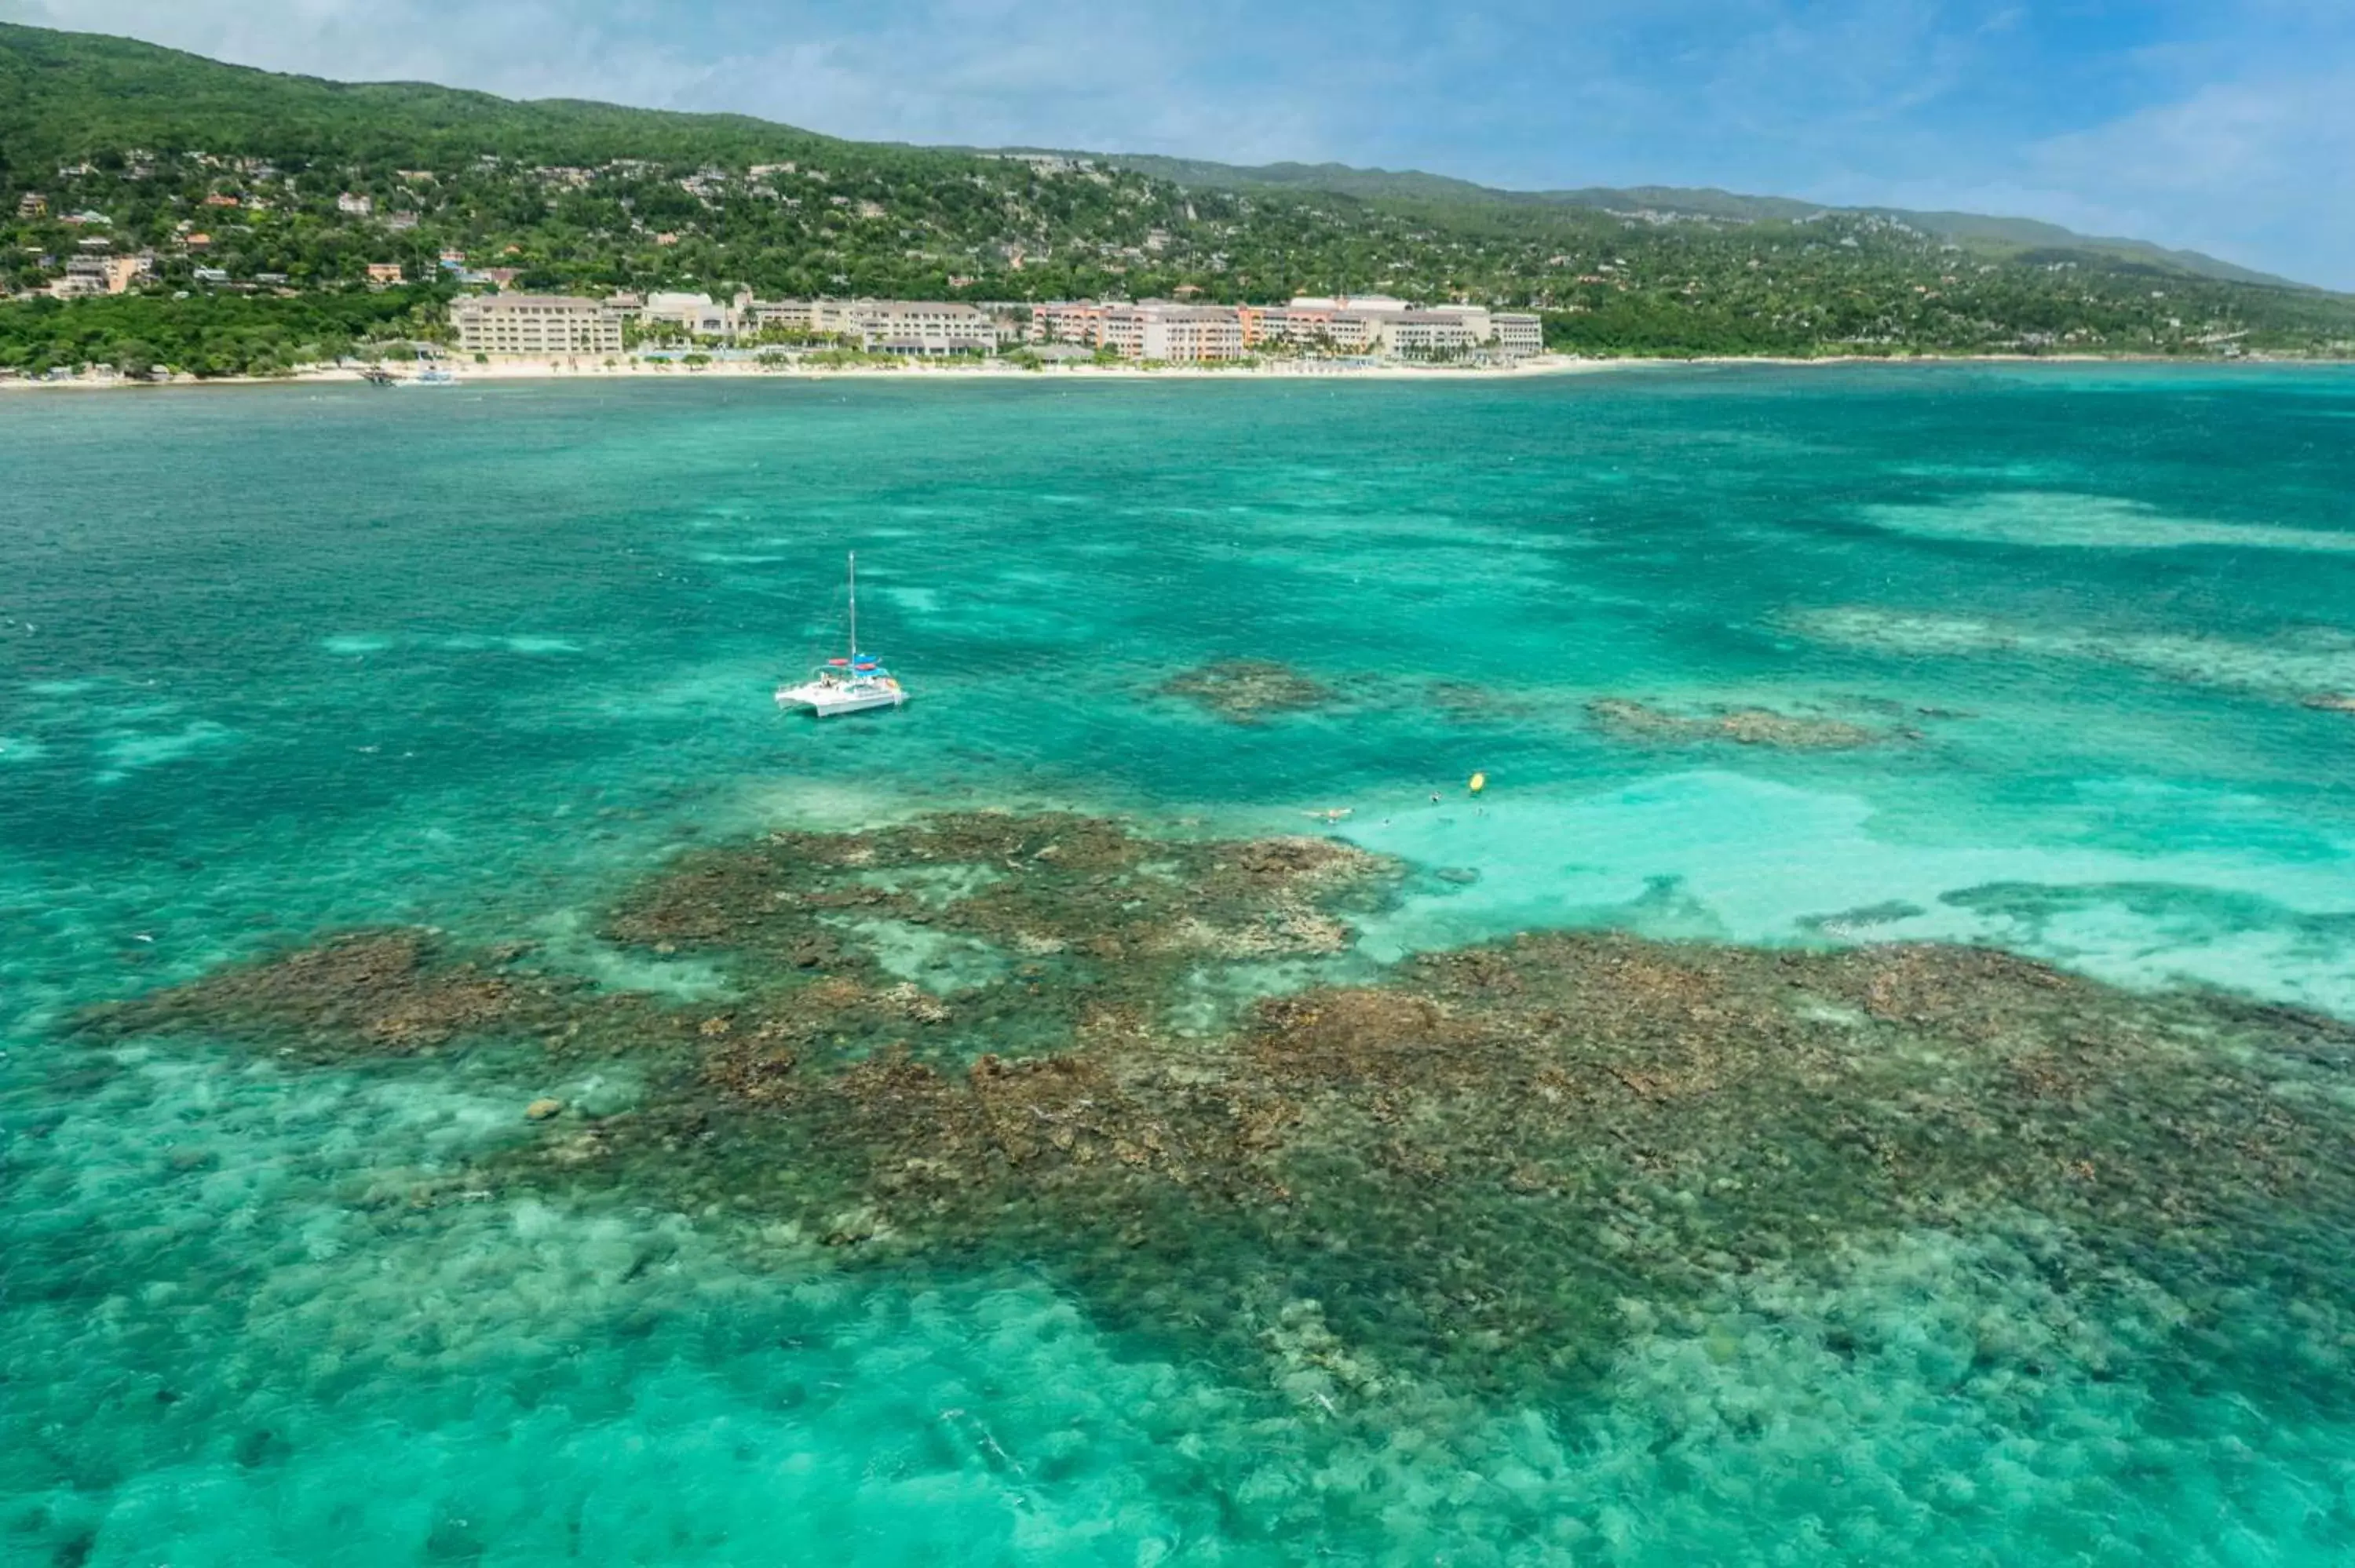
[
  {"x1": 0, "y1": 352, "x2": 1632, "y2": 392},
  {"x1": 0, "y1": 348, "x2": 2308, "y2": 392}
]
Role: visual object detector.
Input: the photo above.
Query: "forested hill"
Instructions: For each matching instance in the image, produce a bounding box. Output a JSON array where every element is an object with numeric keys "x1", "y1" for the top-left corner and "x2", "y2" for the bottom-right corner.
[
  {"x1": 6, "y1": 19, "x2": 2355, "y2": 370},
  {"x1": 1087, "y1": 155, "x2": 2303, "y2": 290}
]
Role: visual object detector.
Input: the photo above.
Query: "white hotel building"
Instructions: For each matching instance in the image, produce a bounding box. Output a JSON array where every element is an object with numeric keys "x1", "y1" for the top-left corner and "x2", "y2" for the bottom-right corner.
[
  {"x1": 450, "y1": 294, "x2": 626, "y2": 357},
  {"x1": 856, "y1": 301, "x2": 1001, "y2": 355},
  {"x1": 746, "y1": 298, "x2": 1000, "y2": 353}
]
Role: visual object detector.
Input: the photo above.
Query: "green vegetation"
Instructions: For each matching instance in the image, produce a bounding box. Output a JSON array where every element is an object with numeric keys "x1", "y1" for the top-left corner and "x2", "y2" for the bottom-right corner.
[
  {"x1": 5, "y1": 19, "x2": 2355, "y2": 371},
  {"x1": 0, "y1": 285, "x2": 447, "y2": 377},
  {"x1": 1100, "y1": 155, "x2": 2306, "y2": 290}
]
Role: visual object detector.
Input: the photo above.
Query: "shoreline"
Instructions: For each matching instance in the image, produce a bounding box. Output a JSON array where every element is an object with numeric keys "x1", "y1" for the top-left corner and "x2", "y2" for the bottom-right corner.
[{"x1": 3, "y1": 349, "x2": 2342, "y2": 392}]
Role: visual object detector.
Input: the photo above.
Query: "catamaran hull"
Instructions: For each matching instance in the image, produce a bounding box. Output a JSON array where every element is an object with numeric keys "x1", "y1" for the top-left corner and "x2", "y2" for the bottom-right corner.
[{"x1": 778, "y1": 686, "x2": 907, "y2": 717}]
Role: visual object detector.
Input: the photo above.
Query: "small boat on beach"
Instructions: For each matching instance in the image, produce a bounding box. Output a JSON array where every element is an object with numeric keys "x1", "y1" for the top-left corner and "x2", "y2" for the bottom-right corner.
[{"x1": 776, "y1": 552, "x2": 908, "y2": 717}]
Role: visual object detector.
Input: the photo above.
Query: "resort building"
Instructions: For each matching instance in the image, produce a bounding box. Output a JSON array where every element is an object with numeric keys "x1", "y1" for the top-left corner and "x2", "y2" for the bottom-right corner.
[
  {"x1": 743, "y1": 298, "x2": 1006, "y2": 352},
  {"x1": 436, "y1": 287, "x2": 1532, "y2": 366},
  {"x1": 1243, "y1": 301, "x2": 1379, "y2": 353},
  {"x1": 1318, "y1": 312, "x2": 1385, "y2": 354},
  {"x1": 1373, "y1": 310, "x2": 1484, "y2": 356},
  {"x1": 641, "y1": 291, "x2": 740, "y2": 337},
  {"x1": 855, "y1": 301, "x2": 999, "y2": 355},
  {"x1": 1030, "y1": 300, "x2": 1246, "y2": 360},
  {"x1": 1234, "y1": 304, "x2": 1282, "y2": 348},
  {"x1": 1494, "y1": 312, "x2": 1544, "y2": 356},
  {"x1": 807, "y1": 300, "x2": 870, "y2": 337},
  {"x1": 1242, "y1": 297, "x2": 1539, "y2": 358},
  {"x1": 1427, "y1": 304, "x2": 1495, "y2": 341},
  {"x1": 747, "y1": 298, "x2": 816, "y2": 334},
  {"x1": 1029, "y1": 301, "x2": 1111, "y2": 346},
  {"x1": 1097, "y1": 302, "x2": 1245, "y2": 362},
  {"x1": 735, "y1": 298, "x2": 868, "y2": 338},
  {"x1": 451, "y1": 294, "x2": 625, "y2": 358}
]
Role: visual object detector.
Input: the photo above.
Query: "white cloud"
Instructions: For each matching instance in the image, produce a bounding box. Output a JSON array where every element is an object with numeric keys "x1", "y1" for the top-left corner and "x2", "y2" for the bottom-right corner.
[{"x1": 1950, "y1": 70, "x2": 2355, "y2": 286}]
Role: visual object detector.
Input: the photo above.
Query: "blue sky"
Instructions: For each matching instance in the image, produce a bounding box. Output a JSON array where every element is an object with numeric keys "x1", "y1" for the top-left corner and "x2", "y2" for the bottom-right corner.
[{"x1": 9, "y1": 0, "x2": 2353, "y2": 286}]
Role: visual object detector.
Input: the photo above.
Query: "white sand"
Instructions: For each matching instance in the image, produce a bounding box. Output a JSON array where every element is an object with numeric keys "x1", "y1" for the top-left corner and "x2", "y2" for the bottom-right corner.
[{"x1": 1, "y1": 353, "x2": 1640, "y2": 392}]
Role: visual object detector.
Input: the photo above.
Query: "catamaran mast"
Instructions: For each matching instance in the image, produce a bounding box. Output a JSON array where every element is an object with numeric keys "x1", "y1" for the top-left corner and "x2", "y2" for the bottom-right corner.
[{"x1": 847, "y1": 551, "x2": 857, "y2": 662}]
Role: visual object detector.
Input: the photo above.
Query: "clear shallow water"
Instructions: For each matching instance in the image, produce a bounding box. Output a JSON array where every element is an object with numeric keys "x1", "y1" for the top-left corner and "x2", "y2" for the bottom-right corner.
[{"x1": 5, "y1": 365, "x2": 2355, "y2": 1564}]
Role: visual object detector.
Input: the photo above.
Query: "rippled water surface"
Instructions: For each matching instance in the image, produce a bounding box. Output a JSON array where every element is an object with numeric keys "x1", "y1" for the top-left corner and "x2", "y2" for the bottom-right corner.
[{"x1": 5, "y1": 365, "x2": 2355, "y2": 1565}]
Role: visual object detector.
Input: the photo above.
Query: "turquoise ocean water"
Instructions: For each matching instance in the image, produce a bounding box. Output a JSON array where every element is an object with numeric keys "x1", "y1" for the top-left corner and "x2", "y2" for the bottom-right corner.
[{"x1": 4, "y1": 365, "x2": 2354, "y2": 1564}]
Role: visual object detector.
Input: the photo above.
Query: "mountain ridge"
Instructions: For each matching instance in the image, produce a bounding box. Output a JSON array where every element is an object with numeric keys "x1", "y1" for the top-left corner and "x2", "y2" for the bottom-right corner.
[{"x1": 1053, "y1": 153, "x2": 2306, "y2": 292}]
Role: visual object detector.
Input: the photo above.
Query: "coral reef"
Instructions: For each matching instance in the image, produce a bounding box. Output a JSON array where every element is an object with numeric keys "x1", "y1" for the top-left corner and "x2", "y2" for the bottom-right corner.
[
  {"x1": 1422, "y1": 679, "x2": 1536, "y2": 720},
  {"x1": 1158, "y1": 659, "x2": 1339, "y2": 723},
  {"x1": 1789, "y1": 606, "x2": 2355, "y2": 704},
  {"x1": 1587, "y1": 696, "x2": 1895, "y2": 749},
  {"x1": 90, "y1": 929, "x2": 560, "y2": 1054},
  {"x1": 88, "y1": 811, "x2": 2355, "y2": 1423}
]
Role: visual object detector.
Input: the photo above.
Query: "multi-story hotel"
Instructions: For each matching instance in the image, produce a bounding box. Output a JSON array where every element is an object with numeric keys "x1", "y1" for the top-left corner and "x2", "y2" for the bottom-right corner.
[
  {"x1": 1375, "y1": 311, "x2": 1485, "y2": 356},
  {"x1": 856, "y1": 301, "x2": 1000, "y2": 355},
  {"x1": 1085, "y1": 302, "x2": 1246, "y2": 361},
  {"x1": 450, "y1": 294, "x2": 626, "y2": 358},
  {"x1": 747, "y1": 298, "x2": 1000, "y2": 352},
  {"x1": 1494, "y1": 312, "x2": 1544, "y2": 356},
  {"x1": 1029, "y1": 301, "x2": 1111, "y2": 346},
  {"x1": 447, "y1": 290, "x2": 1539, "y2": 363},
  {"x1": 641, "y1": 291, "x2": 741, "y2": 337}
]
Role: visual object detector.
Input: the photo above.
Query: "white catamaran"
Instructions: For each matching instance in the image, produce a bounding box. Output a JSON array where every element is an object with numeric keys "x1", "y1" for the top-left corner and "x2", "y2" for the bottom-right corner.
[{"x1": 776, "y1": 552, "x2": 909, "y2": 717}]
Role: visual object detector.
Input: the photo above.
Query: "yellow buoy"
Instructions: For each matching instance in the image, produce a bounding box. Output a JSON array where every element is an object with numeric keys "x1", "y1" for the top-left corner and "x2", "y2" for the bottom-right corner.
[{"x1": 1468, "y1": 771, "x2": 1487, "y2": 794}]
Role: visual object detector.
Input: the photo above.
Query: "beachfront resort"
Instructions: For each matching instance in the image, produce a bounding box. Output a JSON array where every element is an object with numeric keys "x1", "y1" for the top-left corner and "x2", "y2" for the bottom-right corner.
[{"x1": 449, "y1": 290, "x2": 1546, "y2": 366}]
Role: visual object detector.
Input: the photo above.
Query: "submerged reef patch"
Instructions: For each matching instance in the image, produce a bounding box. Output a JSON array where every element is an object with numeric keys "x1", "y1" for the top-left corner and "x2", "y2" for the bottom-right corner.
[
  {"x1": 1158, "y1": 659, "x2": 1340, "y2": 724},
  {"x1": 1854, "y1": 491, "x2": 2355, "y2": 555},
  {"x1": 93, "y1": 929, "x2": 564, "y2": 1055},
  {"x1": 1790, "y1": 606, "x2": 2355, "y2": 704},
  {"x1": 87, "y1": 811, "x2": 2355, "y2": 1425},
  {"x1": 1586, "y1": 696, "x2": 1899, "y2": 749}
]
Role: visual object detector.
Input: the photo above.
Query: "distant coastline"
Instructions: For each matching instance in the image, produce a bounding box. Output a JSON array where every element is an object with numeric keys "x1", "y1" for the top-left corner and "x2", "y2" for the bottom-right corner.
[{"x1": 5, "y1": 351, "x2": 2334, "y2": 394}]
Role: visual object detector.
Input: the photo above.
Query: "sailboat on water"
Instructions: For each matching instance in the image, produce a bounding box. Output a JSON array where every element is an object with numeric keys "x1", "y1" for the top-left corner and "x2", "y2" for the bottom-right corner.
[
  {"x1": 776, "y1": 552, "x2": 909, "y2": 717},
  {"x1": 403, "y1": 348, "x2": 454, "y2": 386}
]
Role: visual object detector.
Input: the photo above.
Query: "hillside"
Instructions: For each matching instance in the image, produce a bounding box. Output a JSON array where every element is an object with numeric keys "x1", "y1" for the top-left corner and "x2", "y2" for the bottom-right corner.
[
  {"x1": 6, "y1": 20, "x2": 2355, "y2": 375},
  {"x1": 1090, "y1": 155, "x2": 2302, "y2": 290}
]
